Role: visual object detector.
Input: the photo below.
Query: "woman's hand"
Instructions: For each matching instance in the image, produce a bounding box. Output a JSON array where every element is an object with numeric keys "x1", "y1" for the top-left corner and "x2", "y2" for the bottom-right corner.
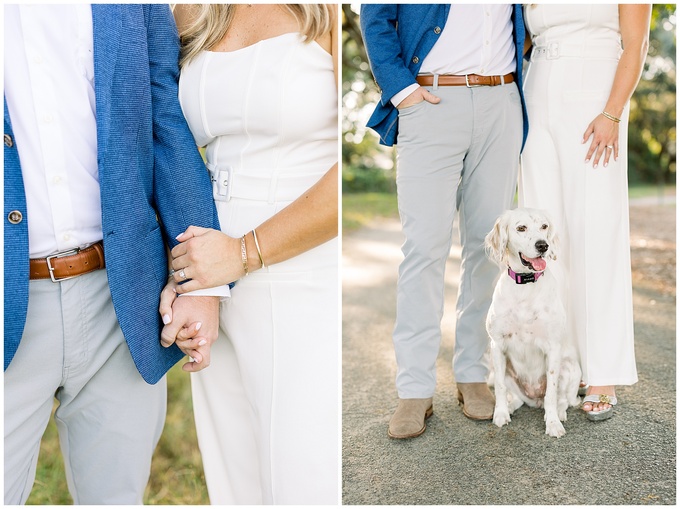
[
  {"x1": 583, "y1": 114, "x2": 620, "y2": 168},
  {"x1": 159, "y1": 278, "x2": 179, "y2": 325},
  {"x1": 171, "y1": 226, "x2": 243, "y2": 294},
  {"x1": 582, "y1": 4, "x2": 651, "y2": 170},
  {"x1": 175, "y1": 322, "x2": 213, "y2": 372}
]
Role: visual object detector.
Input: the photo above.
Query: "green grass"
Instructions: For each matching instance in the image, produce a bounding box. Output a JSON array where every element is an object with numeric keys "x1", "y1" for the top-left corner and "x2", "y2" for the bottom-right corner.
[
  {"x1": 342, "y1": 192, "x2": 398, "y2": 232},
  {"x1": 26, "y1": 364, "x2": 208, "y2": 505},
  {"x1": 342, "y1": 184, "x2": 676, "y2": 233}
]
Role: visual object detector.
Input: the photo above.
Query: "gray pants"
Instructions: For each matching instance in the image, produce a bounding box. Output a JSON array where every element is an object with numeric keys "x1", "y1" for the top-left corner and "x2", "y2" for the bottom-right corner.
[
  {"x1": 394, "y1": 82, "x2": 522, "y2": 398},
  {"x1": 4, "y1": 269, "x2": 166, "y2": 504}
]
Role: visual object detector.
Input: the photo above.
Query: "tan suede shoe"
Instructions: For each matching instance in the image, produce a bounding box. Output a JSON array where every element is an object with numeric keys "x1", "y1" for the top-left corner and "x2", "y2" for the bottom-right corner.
[
  {"x1": 456, "y1": 383, "x2": 495, "y2": 420},
  {"x1": 387, "y1": 397, "x2": 433, "y2": 439}
]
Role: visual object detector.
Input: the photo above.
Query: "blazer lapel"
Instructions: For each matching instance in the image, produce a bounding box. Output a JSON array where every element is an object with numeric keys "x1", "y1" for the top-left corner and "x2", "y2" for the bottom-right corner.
[{"x1": 91, "y1": 4, "x2": 121, "y2": 162}]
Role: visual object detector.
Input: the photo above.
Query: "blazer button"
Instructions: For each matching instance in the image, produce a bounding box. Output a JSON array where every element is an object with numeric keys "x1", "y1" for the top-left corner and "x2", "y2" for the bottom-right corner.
[
  {"x1": 434, "y1": 26, "x2": 441, "y2": 34},
  {"x1": 8, "y1": 210, "x2": 23, "y2": 224},
  {"x1": 4, "y1": 134, "x2": 13, "y2": 148},
  {"x1": 412, "y1": 56, "x2": 419, "y2": 64}
]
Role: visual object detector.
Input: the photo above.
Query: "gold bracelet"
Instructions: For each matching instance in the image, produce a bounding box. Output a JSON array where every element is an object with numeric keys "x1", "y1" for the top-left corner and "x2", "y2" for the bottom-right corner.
[
  {"x1": 240, "y1": 235, "x2": 249, "y2": 276},
  {"x1": 601, "y1": 110, "x2": 621, "y2": 123},
  {"x1": 252, "y1": 229, "x2": 265, "y2": 268}
]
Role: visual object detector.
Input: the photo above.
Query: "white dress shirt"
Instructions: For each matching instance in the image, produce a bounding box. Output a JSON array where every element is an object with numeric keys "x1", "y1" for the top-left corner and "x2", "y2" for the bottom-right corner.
[
  {"x1": 5, "y1": 4, "x2": 101, "y2": 258},
  {"x1": 392, "y1": 4, "x2": 517, "y2": 107}
]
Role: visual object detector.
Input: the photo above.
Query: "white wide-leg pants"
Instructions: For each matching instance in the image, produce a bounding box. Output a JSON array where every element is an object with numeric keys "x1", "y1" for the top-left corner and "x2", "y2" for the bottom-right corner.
[
  {"x1": 520, "y1": 49, "x2": 637, "y2": 386},
  {"x1": 191, "y1": 236, "x2": 339, "y2": 505}
]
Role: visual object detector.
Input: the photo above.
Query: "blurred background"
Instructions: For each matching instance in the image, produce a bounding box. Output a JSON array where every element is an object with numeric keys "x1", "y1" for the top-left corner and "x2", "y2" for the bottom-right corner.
[{"x1": 342, "y1": 4, "x2": 676, "y2": 230}]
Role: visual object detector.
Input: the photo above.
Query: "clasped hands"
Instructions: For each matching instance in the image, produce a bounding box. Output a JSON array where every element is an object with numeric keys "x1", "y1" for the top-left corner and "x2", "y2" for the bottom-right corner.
[{"x1": 158, "y1": 226, "x2": 242, "y2": 372}]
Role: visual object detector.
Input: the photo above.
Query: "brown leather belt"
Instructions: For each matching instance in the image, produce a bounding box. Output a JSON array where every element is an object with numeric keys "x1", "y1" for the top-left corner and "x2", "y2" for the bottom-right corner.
[
  {"x1": 416, "y1": 73, "x2": 515, "y2": 87},
  {"x1": 30, "y1": 241, "x2": 105, "y2": 282}
]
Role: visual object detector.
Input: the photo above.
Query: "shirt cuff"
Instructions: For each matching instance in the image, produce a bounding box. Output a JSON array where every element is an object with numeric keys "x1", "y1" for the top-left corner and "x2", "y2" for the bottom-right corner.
[
  {"x1": 390, "y1": 83, "x2": 420, "y2": 108},
  {"x1": 179, "y1": 285, "x2": 231, "y2": 300}
]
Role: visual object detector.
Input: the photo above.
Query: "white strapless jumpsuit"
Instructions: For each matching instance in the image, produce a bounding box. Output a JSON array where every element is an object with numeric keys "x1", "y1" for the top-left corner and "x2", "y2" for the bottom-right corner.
[
  {"x1": 179, "y1": 32, "x2": 339, "y2": 504},
  {"x1": 520, "y1": 5, "x2": 637, "y2": 386}
]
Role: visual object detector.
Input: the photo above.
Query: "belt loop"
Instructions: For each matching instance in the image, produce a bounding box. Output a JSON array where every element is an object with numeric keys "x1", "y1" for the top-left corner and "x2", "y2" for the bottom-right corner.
[
  {"x1": 500, "y1": 74, "x2": 505, "y2": 86},
  {"x1": 433, "y1": 74, "x2": 439, "y2": 91}
]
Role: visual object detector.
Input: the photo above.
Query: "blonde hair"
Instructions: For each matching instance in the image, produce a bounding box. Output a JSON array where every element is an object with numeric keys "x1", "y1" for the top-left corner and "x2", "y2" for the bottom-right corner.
[{"x1": 177, "y1": 4, "x2": 334, "y2": 67}]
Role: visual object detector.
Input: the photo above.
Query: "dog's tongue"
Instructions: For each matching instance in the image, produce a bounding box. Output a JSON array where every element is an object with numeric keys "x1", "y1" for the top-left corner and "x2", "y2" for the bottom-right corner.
[{"x1": 523, "y1": 255, "x2": 547, "y2": 272}]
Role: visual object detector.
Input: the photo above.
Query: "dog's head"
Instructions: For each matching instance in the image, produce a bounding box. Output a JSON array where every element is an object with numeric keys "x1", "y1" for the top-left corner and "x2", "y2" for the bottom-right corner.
[{"x1": 485, "y1": 208, "x2": 558, "y2": 273}]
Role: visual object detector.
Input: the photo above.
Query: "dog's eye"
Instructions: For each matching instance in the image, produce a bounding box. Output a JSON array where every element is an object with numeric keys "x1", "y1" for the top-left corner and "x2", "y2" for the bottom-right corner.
[
  {"x1": 516, "y1": 225, "x2": 527, "y2": 232},
  {"x1": 541, "y1": 224, "x2": 549, "y2": 230}
]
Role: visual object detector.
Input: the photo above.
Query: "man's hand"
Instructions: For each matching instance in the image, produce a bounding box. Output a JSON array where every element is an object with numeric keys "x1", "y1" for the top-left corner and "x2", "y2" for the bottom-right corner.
[
  {"x1": 160, "y1": 292, "x2": 220, "y2": 372},
  {"x1": 397, "y1": 86, "x2": 441, "y2": 110}
]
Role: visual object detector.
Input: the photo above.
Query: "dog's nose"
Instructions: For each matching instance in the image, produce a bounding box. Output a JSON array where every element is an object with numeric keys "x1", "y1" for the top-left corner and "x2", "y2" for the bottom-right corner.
[{"x1": 535, "y1": 240, "x2": 549, "y2": 254}]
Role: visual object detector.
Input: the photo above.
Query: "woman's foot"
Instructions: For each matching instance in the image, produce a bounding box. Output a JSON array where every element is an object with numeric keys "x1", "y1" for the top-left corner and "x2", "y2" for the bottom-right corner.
[{"x1": 582, "y1": 385, "x2": 617, "y2": 420}]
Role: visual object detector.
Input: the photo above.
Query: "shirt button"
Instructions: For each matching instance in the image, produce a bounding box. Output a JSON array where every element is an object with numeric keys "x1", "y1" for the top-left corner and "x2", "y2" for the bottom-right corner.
[
  {"x1": 33, "y1": 54, "x2": 43, "y2": 64},
  {"x1": 63, "y1": 233, "x2": 71, "y2": 241},
  {"x1": 52, "y1": 175, "x2": 63, "y2": 184},
  {"x1": 4, "y1": 134, "x2": 13, "y2": 147},
  {"x1": 8, "y1": 210, "x2": 23, "y2": 224},
  {"x1": 486, "y1": 40, "x2": 490, "y2": 46},
  {"x1": 43, "y1": 114, "x2": 53, "y2": 124},
  {"x1": 434, "y1": 26, "x2": 441, "y2": 34},
  {"x1": 412, "y1": 56, "x2": 419, "y2": 64}
]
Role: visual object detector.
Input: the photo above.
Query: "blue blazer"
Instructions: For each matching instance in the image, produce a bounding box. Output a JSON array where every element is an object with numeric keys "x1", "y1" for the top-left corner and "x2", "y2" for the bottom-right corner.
[
  {"x1": 4, "y1": 5, "x2": 220, "y2": 384},
  {"x1": 360, "y1": 4, "x2": 529, "y2": 148}
]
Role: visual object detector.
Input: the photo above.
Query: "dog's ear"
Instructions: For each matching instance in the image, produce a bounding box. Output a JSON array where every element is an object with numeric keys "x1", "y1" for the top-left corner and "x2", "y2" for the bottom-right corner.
[
  {"x1": 548, "y1": 227, "x2": 559, "y2": 260},
  {"x1": 544, "y1": 213, "x2": 559, "y2": 261},
  {"x1": 485, "y1": 212, "x2": 509, "y2": 265}
]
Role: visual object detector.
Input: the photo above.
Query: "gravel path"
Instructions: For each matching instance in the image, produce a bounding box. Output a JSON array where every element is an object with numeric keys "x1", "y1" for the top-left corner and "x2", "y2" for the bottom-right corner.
[{"x1": 342, "y1": 200, "x2": 676, "y2": 505}]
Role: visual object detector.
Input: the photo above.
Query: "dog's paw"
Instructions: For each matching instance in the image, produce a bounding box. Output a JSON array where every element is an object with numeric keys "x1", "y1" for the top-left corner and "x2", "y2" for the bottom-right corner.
[
  {"x1": 545, "y1": 419, "x2": 566, "y2": 438},
  {"x1": 558, "y1": 408, "x2": 568, "y2": 422},
  {"x1": 493, "y1": 409, "x2": 512, "y2": 428}
]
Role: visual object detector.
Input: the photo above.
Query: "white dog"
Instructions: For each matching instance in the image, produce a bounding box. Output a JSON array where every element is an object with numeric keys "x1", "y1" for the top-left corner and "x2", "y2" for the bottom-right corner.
[{"x1": 484, "y1": 208, "x2": 581, "y2": 438}]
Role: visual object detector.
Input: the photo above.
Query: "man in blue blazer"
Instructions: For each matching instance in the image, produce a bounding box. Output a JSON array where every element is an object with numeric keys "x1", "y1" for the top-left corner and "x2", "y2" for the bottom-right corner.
[
  {"x1": 361, "y1": 4, "x2": 528, "y2": 438},
  {"x1": 4, "y1": 5, "x2": 219, "y2": 503}
]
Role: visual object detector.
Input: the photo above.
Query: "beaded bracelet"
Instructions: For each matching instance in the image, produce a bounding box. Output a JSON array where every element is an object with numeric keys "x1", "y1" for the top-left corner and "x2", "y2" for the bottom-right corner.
[{"x1": 601, "y1": 110, "x2": 621, "y2": 123}]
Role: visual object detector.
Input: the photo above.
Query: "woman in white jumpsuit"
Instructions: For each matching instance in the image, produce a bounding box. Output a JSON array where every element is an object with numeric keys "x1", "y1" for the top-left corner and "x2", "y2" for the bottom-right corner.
[
  {"x1": 520, "y1": 5, "x2": 651, "y2": 420},
  {"x1": 163, "y1": 4, "x2": 339, "y2": 504}
]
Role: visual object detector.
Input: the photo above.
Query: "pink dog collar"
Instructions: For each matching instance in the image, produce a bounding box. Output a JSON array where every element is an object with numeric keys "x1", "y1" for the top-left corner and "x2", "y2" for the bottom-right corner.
[{"x1": 508, "y1": 267, "x2": 544, "y2": 284}]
